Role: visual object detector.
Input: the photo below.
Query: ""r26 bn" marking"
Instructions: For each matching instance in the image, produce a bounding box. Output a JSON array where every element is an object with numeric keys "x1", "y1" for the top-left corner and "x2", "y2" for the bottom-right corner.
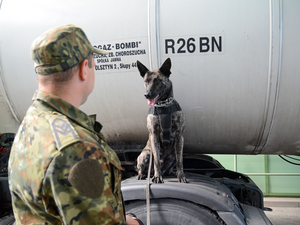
[{"x1": 164, "y1": 36, "x2": 222, "y2": 54}]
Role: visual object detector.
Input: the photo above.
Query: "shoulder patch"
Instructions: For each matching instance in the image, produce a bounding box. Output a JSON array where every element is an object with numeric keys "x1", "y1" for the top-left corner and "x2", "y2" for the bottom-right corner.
[
  {"x1": 49, "y1": 112, "x2": 80, "y2": 151},
  {"x1": 68, "y1": 159, "x2": 104, "y2": 198}
]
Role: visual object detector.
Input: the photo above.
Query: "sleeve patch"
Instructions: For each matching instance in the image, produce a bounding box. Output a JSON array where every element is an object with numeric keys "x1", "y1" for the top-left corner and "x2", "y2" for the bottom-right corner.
[
  {"x1": 49, "y1": 114, "x2": 80, "y2": 150},
  {"x1": 68, "y1": 159, "x2": 104, "y2": 199}
]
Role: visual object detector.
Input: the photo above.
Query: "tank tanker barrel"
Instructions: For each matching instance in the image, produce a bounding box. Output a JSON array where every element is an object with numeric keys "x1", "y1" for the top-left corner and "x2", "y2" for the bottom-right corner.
[{"x1": 0, "y1": 0, "x2": 300, "y2": 156}]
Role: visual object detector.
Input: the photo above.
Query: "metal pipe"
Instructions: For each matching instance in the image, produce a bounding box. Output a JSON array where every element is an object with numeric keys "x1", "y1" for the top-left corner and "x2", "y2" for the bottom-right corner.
[
  {"x1": 264, "y1": 155, "x2": 270, "y2": 195},
  {"x1": 234, "y1": 154, "x2": 237, "y2": 172}
]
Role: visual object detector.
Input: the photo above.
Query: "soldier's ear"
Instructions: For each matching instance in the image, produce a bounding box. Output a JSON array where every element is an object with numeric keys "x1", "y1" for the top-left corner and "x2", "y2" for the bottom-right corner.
[
  {"x1": 137, "y1": 60, "x2": 149, "y2": 78},
  {"x1": 79, "y1": 59, "x2": 89, "y2": 81},
  {"x1": 159, "y1": 58, "x2": 171, "y2": 77}
]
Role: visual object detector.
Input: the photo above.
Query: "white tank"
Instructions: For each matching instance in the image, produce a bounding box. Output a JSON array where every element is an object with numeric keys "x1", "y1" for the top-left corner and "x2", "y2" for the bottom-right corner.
[{"x1": 0, "y1": 0, "x2": 299, "y2": 155}]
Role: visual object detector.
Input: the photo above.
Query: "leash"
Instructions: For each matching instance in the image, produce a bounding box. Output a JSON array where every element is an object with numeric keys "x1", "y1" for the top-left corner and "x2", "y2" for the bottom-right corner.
[{"x1": 146, "y1": 151, "x2": 153, "y2": 225}]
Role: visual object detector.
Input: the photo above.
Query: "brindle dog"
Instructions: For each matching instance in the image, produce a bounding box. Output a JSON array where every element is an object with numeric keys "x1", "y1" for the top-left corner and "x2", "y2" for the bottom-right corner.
[{"x1": 136, "y1": 58, "x2": 187, "y2": 183}]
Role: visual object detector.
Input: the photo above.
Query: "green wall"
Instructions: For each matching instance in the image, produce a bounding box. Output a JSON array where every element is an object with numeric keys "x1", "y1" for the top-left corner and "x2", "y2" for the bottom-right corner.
[{"x1": 209, "y1": 155, "x2": 300, "y2": 197}]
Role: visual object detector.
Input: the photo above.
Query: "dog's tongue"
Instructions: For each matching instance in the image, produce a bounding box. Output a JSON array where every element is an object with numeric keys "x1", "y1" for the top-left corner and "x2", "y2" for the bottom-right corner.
[{"x1": 148, "y1": 99, "x2": 155, "y2": 106}]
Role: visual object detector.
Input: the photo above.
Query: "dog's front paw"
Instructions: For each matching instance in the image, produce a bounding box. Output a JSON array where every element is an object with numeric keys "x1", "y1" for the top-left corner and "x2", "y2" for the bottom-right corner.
[
  {"x1": 152, "y1": 175, "x2": 164, "y2": 183},
  {"x1": 177, "y1": 173, "x2": 188, "y2": 183},
  {"x1": 136, "y1": 174, "x2": 146, "y2": 180}
]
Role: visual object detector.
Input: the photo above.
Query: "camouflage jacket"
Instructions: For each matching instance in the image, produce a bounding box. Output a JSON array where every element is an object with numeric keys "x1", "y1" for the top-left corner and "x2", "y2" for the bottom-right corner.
[{"x1": 8, "y1": 90, "x2": 126, "y2": 225}]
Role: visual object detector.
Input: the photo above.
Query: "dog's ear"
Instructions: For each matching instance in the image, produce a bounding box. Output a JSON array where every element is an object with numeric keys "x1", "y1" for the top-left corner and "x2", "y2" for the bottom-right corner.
[
  {"x1": 137, "y1": 60, "x2": 149, "y2": 78},
  {"x1": 159, "y1": 58, "x2": 171, "y2": 77}
]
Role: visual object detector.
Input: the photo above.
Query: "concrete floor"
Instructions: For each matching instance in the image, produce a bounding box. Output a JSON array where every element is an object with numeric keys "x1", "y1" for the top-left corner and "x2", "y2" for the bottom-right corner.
[{"x1": 264, "y1": 198, "x2": 300, "y2": 225}]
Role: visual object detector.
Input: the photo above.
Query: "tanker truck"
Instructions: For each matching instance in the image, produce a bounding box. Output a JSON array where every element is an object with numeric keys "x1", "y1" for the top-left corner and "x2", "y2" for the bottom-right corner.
[{"x1": 1, "y1": 0, "x2": 299, "y2": 224}]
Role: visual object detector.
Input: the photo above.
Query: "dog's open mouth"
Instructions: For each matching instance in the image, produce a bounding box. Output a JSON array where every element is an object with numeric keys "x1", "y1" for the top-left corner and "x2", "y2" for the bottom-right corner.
[
  {"x1": 147, "y1": 95, "x2": 160, "y2": 106},
  {"x1": 148, "y1": 98, "x2": 156, "y2": 106}
]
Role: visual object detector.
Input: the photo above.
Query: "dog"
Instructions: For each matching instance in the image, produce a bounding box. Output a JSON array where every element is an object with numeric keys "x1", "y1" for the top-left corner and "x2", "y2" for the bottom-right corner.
[{"x1": 136, "y1": 58, "x2": 187, "y2": 183}]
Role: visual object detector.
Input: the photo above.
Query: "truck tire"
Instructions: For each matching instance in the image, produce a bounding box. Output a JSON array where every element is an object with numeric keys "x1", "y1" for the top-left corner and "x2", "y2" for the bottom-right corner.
[
  {"x1": 125, "y1": 199, "x2": 225, "y2": 225},
  {"x1": 0, "y1": 214, "x2": 15, "y2": 225}
]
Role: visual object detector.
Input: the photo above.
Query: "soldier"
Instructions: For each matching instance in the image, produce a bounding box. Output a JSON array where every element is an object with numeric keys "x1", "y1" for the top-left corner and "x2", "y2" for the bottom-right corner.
[{"x1": 8, "y1": 25, "x2": 141, "y2": 225}]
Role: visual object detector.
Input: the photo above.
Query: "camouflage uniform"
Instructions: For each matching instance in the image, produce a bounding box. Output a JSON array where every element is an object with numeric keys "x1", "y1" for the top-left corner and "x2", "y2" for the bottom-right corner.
[
  {"x1": 8, "y1": 25, "x2": 126, "y2": 224},
  {"x1": 9, "y1": 90, "x2": 126, "y2": 224}
]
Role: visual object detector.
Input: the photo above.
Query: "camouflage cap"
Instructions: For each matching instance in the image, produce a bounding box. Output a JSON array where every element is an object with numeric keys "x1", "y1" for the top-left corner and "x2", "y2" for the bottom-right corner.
[{"x1": 31, "y1": 24, "x2": 108, "y2": 75}]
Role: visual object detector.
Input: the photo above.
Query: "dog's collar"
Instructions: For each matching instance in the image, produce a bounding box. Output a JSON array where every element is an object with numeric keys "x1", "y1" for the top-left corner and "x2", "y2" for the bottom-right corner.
[
  {"x1": 154, "y1": 97, "x2": 174, "y2": 107},
  {"x1": 148, "y1": 100, "x2": 182, "y2": 116}
]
